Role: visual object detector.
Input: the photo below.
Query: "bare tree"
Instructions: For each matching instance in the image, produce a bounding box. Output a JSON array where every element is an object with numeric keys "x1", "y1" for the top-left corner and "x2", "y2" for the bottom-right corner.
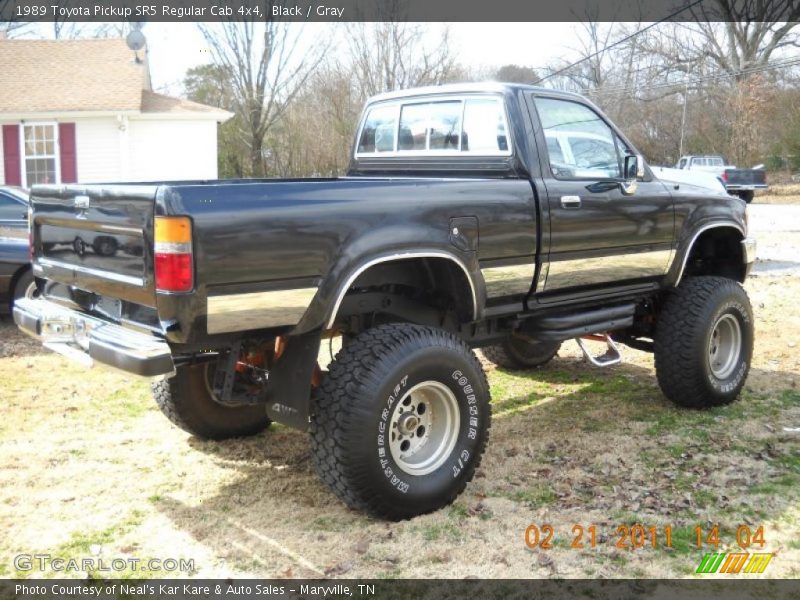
[
  {"x1": 199, "y1": 20, "x2": 327, "y2": 176},
  {"x1": 689, "y1": 0, "x2": 800, "y2": 76},
  {"x1": 268, "y1": 63, "x2": 361, "y2": 177},
  {"x1": 347, "y1": 22, "x2": 457, "y2": 98},
  {"x1": 0, "y1": 22, "x2": 33, "y2": 38},
  {"x1": 636, "y1": 1, "x2": 799, "y2": 82},
  {"x1": 494, "y1": 64, "x2": 539, "y2": 84}
]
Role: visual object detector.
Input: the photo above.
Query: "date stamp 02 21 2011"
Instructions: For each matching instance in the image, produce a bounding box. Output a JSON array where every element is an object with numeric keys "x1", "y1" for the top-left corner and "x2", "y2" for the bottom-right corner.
[{"x1": 524, "y1": 523, "x2": 768, "y2": 552}]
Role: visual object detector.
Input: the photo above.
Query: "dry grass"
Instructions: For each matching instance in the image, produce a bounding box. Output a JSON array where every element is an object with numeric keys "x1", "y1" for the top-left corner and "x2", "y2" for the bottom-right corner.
[
  {"x1": 1, "y1": 251, "x2": 799, "y2": 580},
  {"x1": 754, "y1": 184, "x2": 800, "y2": 205}
]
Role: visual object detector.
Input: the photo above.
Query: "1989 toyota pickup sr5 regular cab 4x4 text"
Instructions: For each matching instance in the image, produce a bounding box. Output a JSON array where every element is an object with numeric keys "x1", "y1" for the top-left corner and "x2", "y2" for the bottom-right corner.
[{"x1": 14, "y1": 83, "x2": 756, "y2": 519}]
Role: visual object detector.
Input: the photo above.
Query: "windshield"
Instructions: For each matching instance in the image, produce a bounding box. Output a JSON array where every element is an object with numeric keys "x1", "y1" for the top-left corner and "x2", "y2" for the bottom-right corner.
[{"x1": 1, "y1": 187, "x2": 29, "y2": 204}]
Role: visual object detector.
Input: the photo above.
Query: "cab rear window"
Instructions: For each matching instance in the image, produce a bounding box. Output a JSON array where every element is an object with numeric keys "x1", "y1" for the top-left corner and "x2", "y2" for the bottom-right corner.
[{"x1": 356, "y1": 96, "x2": 511, "y2": 157}]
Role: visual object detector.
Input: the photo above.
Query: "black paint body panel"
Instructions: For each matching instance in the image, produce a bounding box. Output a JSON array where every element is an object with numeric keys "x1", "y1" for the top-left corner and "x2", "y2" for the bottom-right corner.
[{"x1": 25, "y1": 84, "x2": 748, "y2": 348}]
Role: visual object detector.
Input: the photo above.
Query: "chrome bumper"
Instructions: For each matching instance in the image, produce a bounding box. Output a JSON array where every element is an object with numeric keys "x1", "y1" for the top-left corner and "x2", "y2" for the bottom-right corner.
[
  {"x1": 13, "y1": 297, "x2": 174, "y2": 378},
  {"x1": 742, "y1": 237, "x2": 757, "y2": 265}
]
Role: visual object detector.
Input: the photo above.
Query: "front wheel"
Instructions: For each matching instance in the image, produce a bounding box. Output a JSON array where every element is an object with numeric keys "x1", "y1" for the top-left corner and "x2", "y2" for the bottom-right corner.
[
  {"x1": 654, "y1": 276, "x2": 753, "y2": 408},
  {"x1": 310, "y1": 323, "x2": 491, "y2": 520}
]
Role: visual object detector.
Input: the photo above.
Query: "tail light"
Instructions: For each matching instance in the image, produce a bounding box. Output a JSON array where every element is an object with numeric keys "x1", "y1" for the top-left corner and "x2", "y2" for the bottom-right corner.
[
  {"x1": 721, "y1": 171, "x2": 728, "y2": 183},
  {"x1": 154, "y1": 216, "x2": 194, "y2": 293}
]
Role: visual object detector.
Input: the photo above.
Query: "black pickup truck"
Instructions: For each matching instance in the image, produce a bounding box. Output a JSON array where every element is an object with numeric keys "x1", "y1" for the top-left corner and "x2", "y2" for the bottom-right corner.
[{"x1": 14, "y1": 83, "x2": 756, "y2": 520}]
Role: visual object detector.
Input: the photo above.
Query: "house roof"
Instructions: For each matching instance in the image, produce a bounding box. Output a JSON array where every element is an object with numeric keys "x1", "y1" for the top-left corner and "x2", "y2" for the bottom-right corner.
[
  {"x1": 140, "y1": 90, "x2": 228, "y2": 115},
  {"x1": 0, "y1": 38, "x2": 231, "y2": 120}
]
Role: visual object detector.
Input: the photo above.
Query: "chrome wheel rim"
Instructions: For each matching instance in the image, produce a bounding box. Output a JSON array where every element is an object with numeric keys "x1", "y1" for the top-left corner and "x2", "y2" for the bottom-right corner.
[
  {"x1": 708, "y1": 313, "x2": 742, "y2": 379},
  {"x1": 389, "y1": 381, "x2": 460, "y2": 476},
  {"x1": 24, "y1": 281, "x2": 38, "y2": 300}
]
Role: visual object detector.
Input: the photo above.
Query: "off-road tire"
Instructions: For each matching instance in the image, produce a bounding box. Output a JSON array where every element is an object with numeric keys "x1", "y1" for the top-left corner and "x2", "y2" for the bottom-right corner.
[
  {"x1": 482, "y1": 338, "x2": 561, "y2": 370},
  {"x1": 152, "y1": 363, "x2": 271, "y2": 440},
  {"x1": 310, "y1": 323, "x2": 491, "y2": 520},
  {"x1": 654, "y1": 276, "x2": 753, "y2": 408}
]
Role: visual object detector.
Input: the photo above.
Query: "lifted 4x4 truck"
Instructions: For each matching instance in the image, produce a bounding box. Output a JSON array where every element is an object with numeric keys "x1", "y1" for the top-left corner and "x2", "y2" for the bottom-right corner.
[{"x1": 14, "y1": 84, "x2": 756, "y2": 520}]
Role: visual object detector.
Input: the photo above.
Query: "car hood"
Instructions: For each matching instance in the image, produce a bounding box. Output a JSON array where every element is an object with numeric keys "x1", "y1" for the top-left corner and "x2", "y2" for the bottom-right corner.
[{"x1": 652, "y1": 166, "x2": 728, "y2": 194}]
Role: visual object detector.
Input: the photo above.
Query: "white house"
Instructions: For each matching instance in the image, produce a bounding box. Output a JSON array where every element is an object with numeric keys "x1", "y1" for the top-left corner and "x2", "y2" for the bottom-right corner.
[{"x1": 0, "y1": 37, "x2": 232, "y2": 187}]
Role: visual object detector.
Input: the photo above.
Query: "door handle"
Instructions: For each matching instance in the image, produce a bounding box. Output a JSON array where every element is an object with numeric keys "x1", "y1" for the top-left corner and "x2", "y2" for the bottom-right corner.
[{"x1": 560, "y1": 195, "x2": 581, "y2": 209}]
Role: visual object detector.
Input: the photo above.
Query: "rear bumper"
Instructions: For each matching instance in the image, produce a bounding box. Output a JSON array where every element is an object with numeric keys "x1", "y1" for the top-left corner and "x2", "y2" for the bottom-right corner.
[
  {"x1": 13, "y1": 297, "x2": 174, "y2": 378},
  {"x1": 726, "y1": 184, "x2": 768, "y2": 191}
]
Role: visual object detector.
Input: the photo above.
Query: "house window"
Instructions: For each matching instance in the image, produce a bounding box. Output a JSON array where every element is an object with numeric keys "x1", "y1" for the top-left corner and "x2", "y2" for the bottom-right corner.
[{"x1": 22, "y1": 123, "x2": 59, "y2": 187}]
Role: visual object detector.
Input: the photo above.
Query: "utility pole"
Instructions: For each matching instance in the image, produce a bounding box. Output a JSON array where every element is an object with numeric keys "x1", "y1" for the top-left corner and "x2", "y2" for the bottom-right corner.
[{"x1": 678, "y1": 81, "x2": 689, "y2": 159}]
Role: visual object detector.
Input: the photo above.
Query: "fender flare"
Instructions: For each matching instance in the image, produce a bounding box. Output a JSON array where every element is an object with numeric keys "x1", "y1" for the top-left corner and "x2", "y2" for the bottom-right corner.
[
  {"x1": 324, "y1": 251, "x2": 480, "y2": 330},
  {"x1": 672, "y1": 222, "x2": 745, "y2": 286}
]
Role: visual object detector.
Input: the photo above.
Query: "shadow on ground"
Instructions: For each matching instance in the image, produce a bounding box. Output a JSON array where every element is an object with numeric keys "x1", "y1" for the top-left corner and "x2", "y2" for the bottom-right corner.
[
  {"x1": 0, "y1": 317, "x2": 45, "y2": 359},
  {"x1": 154, "y1": 356, "x2": 800, "y2": 577}
]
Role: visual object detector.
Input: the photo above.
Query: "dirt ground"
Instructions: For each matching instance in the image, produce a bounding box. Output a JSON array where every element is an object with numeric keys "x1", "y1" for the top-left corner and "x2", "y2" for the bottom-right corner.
[{"x1": 0, "y1": 206, "x2": 798, "y2": 580}]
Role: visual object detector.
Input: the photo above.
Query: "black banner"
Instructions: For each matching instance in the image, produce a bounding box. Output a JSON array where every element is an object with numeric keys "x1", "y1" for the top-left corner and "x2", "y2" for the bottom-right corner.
[{"x1": 0, "y1": 0, "x2": 796, "y2": 23}]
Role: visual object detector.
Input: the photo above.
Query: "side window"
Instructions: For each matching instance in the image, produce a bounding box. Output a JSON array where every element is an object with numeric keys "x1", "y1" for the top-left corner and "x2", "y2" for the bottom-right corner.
[
  {"x1": 357, "y1": 105, "x2": 397, "y2": 153},
  {"x1": 534, "y1": 97, "x2": 622, "y2": 179},
  {"x1": 679, "y1": 158, "x2": 687, "y2": 169},
  {"x1": 0, "y1": 195, "x2": 25, "y2": 221},
  {"x1": 462, "y1": 98, "x2": 508, "y2": 153},
  {"x1": 545, "y1": 135, "x2": 565, "y2": 164}
]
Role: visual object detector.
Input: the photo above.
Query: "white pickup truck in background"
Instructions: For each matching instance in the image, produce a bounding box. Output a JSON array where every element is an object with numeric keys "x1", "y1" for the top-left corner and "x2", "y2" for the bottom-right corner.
[{"x1": 676, "y1": 155, "x2": 768, "y2": 203}]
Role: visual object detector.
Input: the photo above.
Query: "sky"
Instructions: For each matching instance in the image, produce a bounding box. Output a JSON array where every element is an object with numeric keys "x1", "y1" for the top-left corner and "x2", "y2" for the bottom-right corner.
[{"x1": 138, "y1": 22, "x2": 583, "y2": 95}]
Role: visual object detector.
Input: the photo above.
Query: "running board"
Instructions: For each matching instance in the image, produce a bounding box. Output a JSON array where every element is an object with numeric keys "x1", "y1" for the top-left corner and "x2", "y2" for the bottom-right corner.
[
  {"x1": 518, "y1": 303, "x2": 635, "y2": 342},
  {"x1": 575, "y1": 334, "x2": 622, "y2": 367}
]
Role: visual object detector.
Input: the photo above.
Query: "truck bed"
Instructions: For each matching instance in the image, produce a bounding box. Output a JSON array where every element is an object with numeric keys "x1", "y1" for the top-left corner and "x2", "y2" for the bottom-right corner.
[{"x1": 30, "y1": 177, "x2": 538, "y2": 343}]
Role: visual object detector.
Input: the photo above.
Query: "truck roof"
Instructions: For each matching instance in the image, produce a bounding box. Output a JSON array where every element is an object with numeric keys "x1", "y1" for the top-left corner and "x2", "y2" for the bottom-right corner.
[{"x1": 367, "y1": 82, "x2": 585, "y2": 103}]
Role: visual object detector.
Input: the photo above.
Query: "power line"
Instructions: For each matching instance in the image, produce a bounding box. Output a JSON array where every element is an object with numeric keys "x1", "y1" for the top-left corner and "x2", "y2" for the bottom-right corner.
[
  {"x1": 537, "y1": 0, "x2": 706, "y2": 83},
  {"x1": 582, "y1": 56, "x2": 800, "y2": 97}
]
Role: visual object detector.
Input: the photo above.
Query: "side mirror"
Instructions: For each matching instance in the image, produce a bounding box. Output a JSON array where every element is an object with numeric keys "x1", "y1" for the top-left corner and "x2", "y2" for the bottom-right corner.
[
  {"x1": 624, "y1": 154, "x2": 645, "y2": 180},
  {"x1": 618, "y1": 154, "x2": 644, "y2": 196}
]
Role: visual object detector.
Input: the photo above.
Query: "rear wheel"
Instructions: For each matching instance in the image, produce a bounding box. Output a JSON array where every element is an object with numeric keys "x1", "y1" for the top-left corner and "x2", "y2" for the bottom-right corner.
[
  {"x1": 310, "y1": 323, "x2": 491, "y2": 520},
  {"x1": 736, "y1": 190, "x2": 754, "y2": 203},
  {"x1": 654, "y1": 276, "x2": 753, "y2": 408},
  {"x1": 482, "y1": 337, "x2": 561, "y2": 370},
  {"x1": 152, "y1": 362, "x2": 271, "y2": 440}
]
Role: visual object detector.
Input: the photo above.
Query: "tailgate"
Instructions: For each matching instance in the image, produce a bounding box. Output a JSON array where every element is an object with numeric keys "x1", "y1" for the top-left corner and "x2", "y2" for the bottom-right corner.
[
  {"x1": 31, "y1": 185, "x2": 159, "y2": 307},
  {"x1": 724, "y1": 168, "x2": 767, "y2": 186}
]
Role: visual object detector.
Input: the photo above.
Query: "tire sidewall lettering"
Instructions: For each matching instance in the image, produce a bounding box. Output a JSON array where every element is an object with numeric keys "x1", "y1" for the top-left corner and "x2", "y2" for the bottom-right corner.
[
  {"x1": 374, "y1": 361, "x2": 486, "y2": 499},
  {"x1": 377, "y1": 374, "x2": 411, "y2": 494}
]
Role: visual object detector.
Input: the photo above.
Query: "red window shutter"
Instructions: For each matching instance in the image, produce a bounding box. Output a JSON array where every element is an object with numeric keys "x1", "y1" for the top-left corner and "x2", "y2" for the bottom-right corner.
[
  {"x1": 2, "y1": 124, "x2": 21, "y2": 186},
  {"x1": 59, "y1": 123, "x2": 77, "y2": 183}
]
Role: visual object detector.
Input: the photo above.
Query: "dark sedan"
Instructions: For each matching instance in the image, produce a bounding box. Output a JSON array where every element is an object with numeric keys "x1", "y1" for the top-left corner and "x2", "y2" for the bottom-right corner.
[{"x1": 0, "y1": 186, "x2": 34, "y2": 311}]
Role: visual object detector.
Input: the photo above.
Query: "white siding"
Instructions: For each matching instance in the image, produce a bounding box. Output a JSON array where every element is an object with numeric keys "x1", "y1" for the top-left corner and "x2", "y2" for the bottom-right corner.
[
  {"x1": 75, "y1": 118, "x2": 123, "y2": 183},
  {"x1": 128, "y1": 119, "x2": 218, "y2": 181},
  {"x1": 1, "y1": 115, "x2": 220, "y2": 185}
]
